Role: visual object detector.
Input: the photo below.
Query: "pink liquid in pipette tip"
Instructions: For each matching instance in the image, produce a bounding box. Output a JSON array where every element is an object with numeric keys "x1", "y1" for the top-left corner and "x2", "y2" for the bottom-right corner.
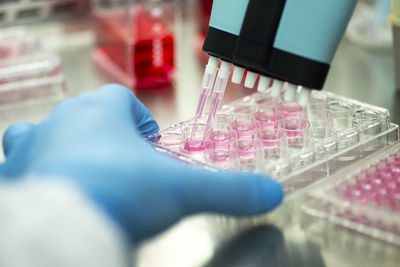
[
  {"x1": 191, "y1": 87, "x2": 211, "y2": 138},
  {"x1": 205, "y1": 91, "x2": 224, "y2": 131},
  {"x1": 195, "y1": 87, "x2": 211, "y2": 117}
]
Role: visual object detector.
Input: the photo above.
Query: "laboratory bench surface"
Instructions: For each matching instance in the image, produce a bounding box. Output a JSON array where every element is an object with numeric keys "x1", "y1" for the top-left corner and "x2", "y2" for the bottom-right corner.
[{"x1": 4, "y1": 10, "x2": 400, "y2": 267}]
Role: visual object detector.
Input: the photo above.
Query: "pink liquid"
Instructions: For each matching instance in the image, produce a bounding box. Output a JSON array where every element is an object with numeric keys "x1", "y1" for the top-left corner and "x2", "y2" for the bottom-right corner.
[
  {"x1": 282, "y1": 120, "x2": 307, "y2": 137},
  {"x1": 0, "y1": 46, "x2": 11, "y2": 60},
  {"x1": 195, "y1": 87, "x2": 211, "y2": 119},
  {"x1": 209, "y1": 150, "x2": 230, "y2": 162},
  {"x1": 339, "y1": 152, "x2": 400, "y2": 218},
  {"x1": 208, "y1": 131, "x2": 230, "y2": 148},
  {"x1": 231, "y1": 120, "x2": 259, "y2": 138},
  {"x1": 279, "y1": 102, "x2": 304, "y2": 119},
  {"x1": 191, "y1": 87, "x2": 211, "y2": 139},
  {"x1": 254, "y1": 111, "x2": 282, "y2": 128},
  {"x1": 205, "y1": 91, "x2": 224, "y2": 132},
  {"x1": 236, "y1": 140, "x2": 257, "y2": 157},
  {"x1": 183, "y1": 140, "x2": 207, "y2": 152},
  {"x1": 260, "y1": 133, "x2": 281, "y2": 147},
  {"x1": 94, "y1": 6, "x2": 174, "y2": 90}
]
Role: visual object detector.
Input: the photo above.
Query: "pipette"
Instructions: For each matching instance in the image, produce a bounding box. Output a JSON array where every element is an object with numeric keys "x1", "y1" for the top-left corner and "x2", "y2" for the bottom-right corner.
[
  {"x1": 205, "y1": 60, "x2": 231, "y2": 132},
  {"x1": 190, "y1": 56, "x2": 219, "y2": 138}
]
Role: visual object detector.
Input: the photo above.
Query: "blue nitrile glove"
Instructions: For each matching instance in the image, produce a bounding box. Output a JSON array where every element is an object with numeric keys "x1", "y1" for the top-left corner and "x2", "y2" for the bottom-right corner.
[{"x1": 0, "y1": 84, "x2": 284, "y2": 242}]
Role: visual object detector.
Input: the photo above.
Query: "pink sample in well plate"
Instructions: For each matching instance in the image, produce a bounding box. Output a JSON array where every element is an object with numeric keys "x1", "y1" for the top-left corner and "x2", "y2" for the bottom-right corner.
[
  {"x1": 333, "y1": 151, "x2": 400, "y2": 233},
  {"x1": 278, "y1": 102, "x2": 304, "y2": 119},
  {"x1": 259, "y1": 132, "x2": 282, "y2": 147},
  {"x1": 254, "y1": 110, "x2": 282, "y2": 128},
  {"x1": 183, "y1": 140, "x2": 207, "y2": 152},
  {"x1": 231, "y1": 120, "x2": 259, "y2": 138}
]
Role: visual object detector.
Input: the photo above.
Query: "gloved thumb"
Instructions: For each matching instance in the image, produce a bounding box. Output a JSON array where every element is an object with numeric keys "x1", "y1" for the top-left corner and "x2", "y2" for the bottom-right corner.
[
  {"x1": 176, "y1": 167, "x2": 284, "y2": 216},
  {"x1": 2, "y1": 121, "x2": 35, "y2": 157}
]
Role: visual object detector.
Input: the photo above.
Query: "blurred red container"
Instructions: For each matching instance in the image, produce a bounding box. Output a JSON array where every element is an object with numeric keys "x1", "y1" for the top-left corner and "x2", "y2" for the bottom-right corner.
[{"x1": 94, "y1": 1, "x2": 175, "y2": 90}]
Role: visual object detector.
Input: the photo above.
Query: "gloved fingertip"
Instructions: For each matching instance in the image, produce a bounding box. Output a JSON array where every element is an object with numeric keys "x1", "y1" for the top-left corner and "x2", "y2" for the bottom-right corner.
[
  {"x1": 3, "y1": 122, "x2": 35, "y2": 156},
  {"x1": 258, "y1": 176, "x2": 284, "y2": 212},
  {"x1": 230, "y1": 172, "x2": 284, "y2": 214}
]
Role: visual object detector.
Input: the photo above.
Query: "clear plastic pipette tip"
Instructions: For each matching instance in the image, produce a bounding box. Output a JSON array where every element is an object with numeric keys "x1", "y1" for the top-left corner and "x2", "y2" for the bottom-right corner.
[
  {"x1": 298, "y1": 87, "x2": 312, "y2": 107},
  {"x1": 205, "y1": 60, "x2": 231, "y2": 131},
  {"x1": 257, "y1": 76, "x2": 270, "y2": 92},
  {"x1": 244, "y1": 70, "x2": 258, "y2": 88},
  {"x1": 191, "y1": 56, "x2": 219, "y2": 138},
  {"x1": 232, "y1": 65, "x2": 245, "y2": 84},
  {"x1": 284, "y1": 83, "x2": 297, "y2": 102},
  {"x1": 194, "y1": 56, "x2": 219, "y2": 116},
  {"x1": 271, "y1": 79, "x2": 284, "y2": 97}
]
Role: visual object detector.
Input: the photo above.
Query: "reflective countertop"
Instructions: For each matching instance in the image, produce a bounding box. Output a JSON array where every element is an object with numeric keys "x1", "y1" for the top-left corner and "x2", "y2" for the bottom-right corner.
[{"x1": 7, "y1": 4, "x2": 400, "y2": 267}]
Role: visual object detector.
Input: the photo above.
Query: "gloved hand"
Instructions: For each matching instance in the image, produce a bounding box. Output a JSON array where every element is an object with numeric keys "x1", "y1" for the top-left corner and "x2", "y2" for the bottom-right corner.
[{"x1": 0, "y1": 84, "x2": 283, "y2": 242}]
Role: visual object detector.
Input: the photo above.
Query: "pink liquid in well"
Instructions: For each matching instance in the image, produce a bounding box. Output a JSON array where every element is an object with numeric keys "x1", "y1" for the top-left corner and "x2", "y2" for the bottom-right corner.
[
  {"x1": 205, "y1": 91, "x2": 224, "y2": 131},
  {"x1": 209, "y1": 150, "x2": 230, "y2": 162},
  {"x1": 339, "y1": 152, "x2": 400, "y2": 219},
  {"x1": 260, "y1": 133, "x2": 281, "y2": 147},
  {"x1": 236, "y1": 140, "x2": 257, "y2": 157},
  {"x1": 95, "y1": 6, "x2": 174, "y2": 89},
  {"x1": 254, "y1": 111, "x2": 281, "y2": 128},
  {"x1": 282, "y1": 120, "x2": 308, "y2": 137},
  {"x1": 209, "y1": 131, "x2": 230, "y2": 148},
  {"x1": 183, "y1": 140, "x2": 207, "y2": 152},
  {"x1": 279, "y1": 103, "x2": 304, "y2": 119},
  {"x1": 231, "y1": 120, "x2": 259, "y2": 138}
]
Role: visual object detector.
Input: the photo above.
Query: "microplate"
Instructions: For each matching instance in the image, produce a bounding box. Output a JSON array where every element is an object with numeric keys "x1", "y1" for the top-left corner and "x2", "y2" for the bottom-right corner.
[
  {"x1": 301, "y1": 141, "x2": 400, "y2": 246},
  {"x1": 0, "y1": 0, "x2": 89, "y2": 26},
  {"x1": 147, "y1": 90, "x2": 399, "y2": 197},
  {"x1": 0, "y1": 27, "x2": 66, "y2": 109}
]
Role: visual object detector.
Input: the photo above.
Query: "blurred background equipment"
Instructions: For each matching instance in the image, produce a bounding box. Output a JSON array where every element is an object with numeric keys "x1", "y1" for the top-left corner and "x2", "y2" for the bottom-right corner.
[
  {"x1": 0, "y1": 0, "x2": 89, "y2": 26},
  {"x1": 389, "y1": 0, "x2": 400, "y2": 92},
  {"x1": 93, "y1": 0, "x2": 176, "y2": 89}
]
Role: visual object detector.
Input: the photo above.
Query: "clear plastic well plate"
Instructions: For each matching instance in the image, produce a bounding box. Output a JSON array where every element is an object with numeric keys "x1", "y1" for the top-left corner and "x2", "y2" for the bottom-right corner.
[
  {"x1": 0, "y1": 27, "x2": 65, "y2": 108},
  {"x1": 146, "y1": 90, "x2": 399, "y2": 197},
  {"x1": 302, "y1": 141, "x2": 400, "y2": 246}
]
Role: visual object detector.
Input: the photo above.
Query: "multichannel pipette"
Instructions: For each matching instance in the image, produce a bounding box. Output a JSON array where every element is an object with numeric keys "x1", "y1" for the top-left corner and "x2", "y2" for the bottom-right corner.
[
  {"x1": 192, "y1": 0, "x2": 359, "y2": 135},
  {"x1": 232, "y1": 0, "x2": 357, "y2": 106}
]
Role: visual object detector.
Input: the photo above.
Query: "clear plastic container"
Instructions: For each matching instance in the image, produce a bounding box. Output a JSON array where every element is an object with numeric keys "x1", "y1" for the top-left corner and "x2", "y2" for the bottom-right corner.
[
  {"x1": 93, "y1": 0, "x2": 176, "y2": 90},
  {"x1": 302, "y1": 141, "x2": 400, "y2": 246},
  {"x1": 0, "y1": 28, "x2": 66, "y2": 108},
  {"x1": 0, "y1": 0, "x2": 89, "y2": 26},
  {"x1": 146, "y1": 90, "x2": 399, "y2": 197}
]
